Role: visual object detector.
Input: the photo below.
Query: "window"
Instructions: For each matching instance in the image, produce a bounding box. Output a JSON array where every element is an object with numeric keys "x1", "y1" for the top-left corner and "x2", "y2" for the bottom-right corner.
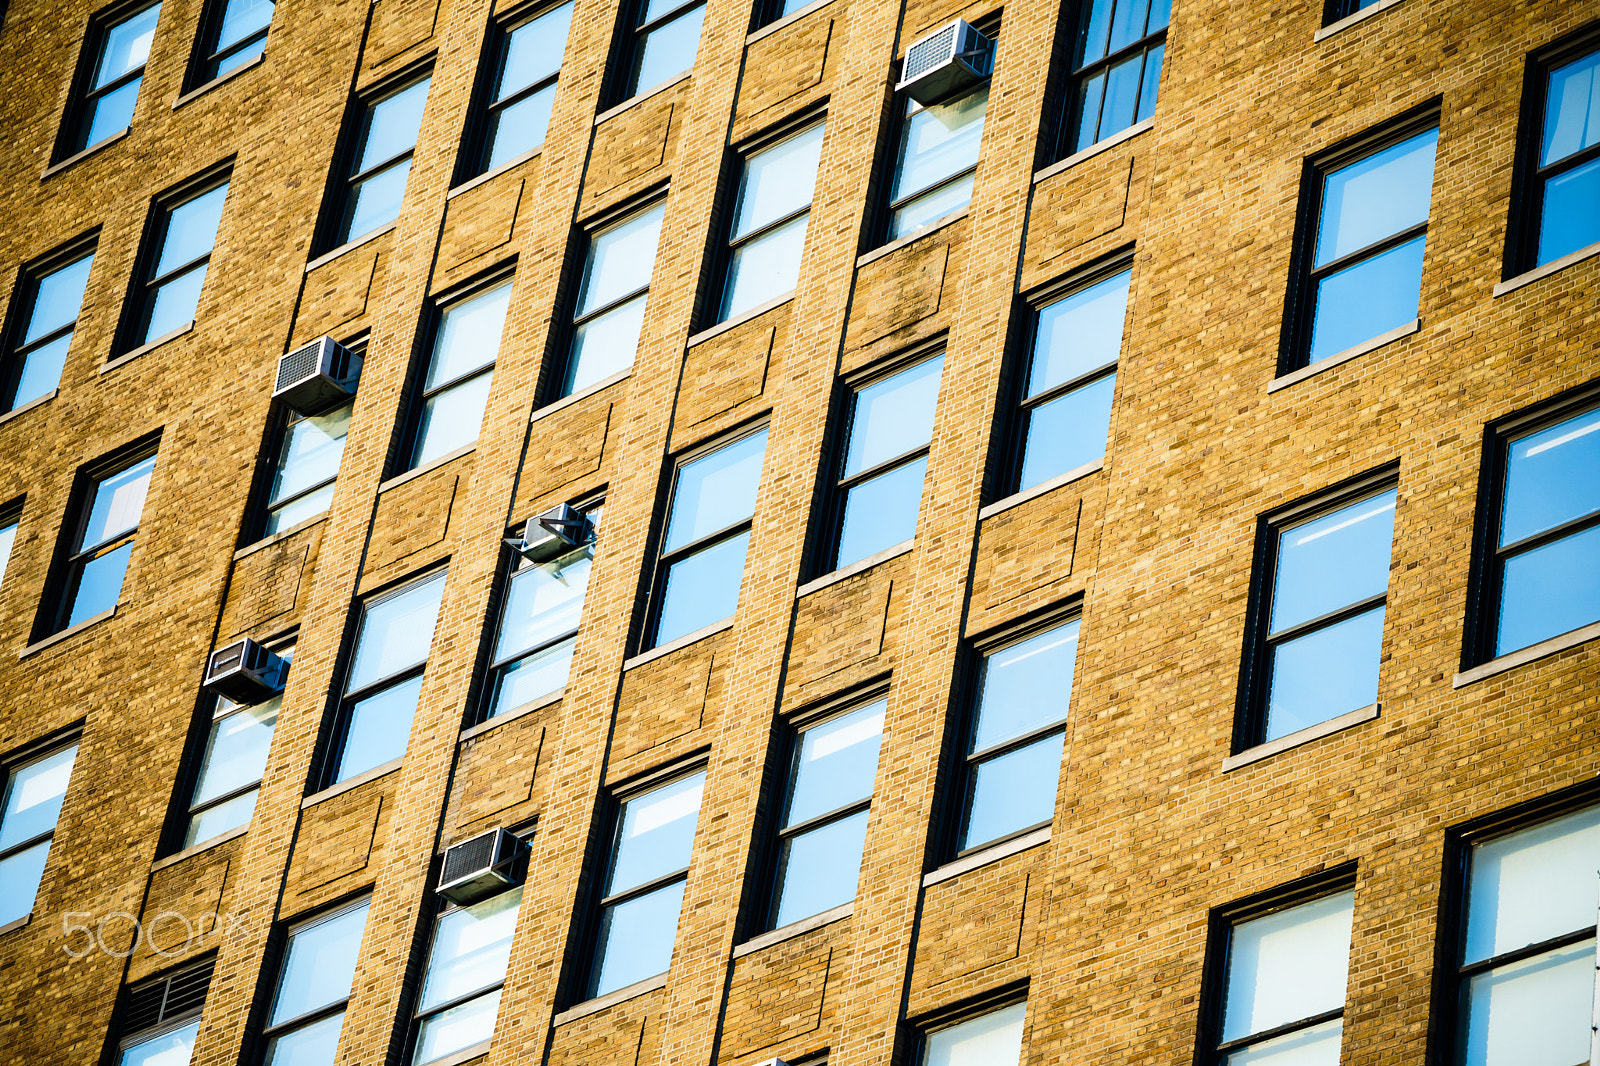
[
  {"x1": 54, "y1": 449, "x2": 157, "y2": 633},
  {"x1": 1512, "y1": 40, "x2": 1600, "y2": 270},
  {"x1": 717, "y1": 120, "x2": 825, "y2": 323},
  {"x1": 194, "y1": 0, "x2": 272, "y2": 83},
  {"x1": 0, "y1": 507, "x2": 17, "y2": 587},
  {"x1": 886, "y1": 83, "x2": 987, "y2": 241},
  {"x1": 481, "y1": 508, "x2": 599, "y2": 720},
  {"x1": 411, "y1": 885, "x2": 520, "y2": 1065},
  {"x1": 2, "y1": 242, "x2": 95, "y2": 413},
  {"x1": 182, "y1": 646, "x2": 290, "y2": 848},
  {"x1": 115, "y1": 955, "x2": 213, "y2": 1066},
  {"x1": 0, "y1": 739, "x2": 78, "y2": 927},
  {"x1": 587, "y1": 771, "x2": 704, "y2": 997},
  {"x1": 1012, "y1": 265, "x2": 1129, "y2": 492},
  {"x1": 408, "y1": 279, "x2": 512, "y2": 470},
  {"x1": 824, "y1": 355, "x2": 943, "y2": 572},
  {"x1": 1476, "y1": 400, "x2": 1600, "y2": 660},
  {"x1": 560, "y1": 202, "x2": 665, "y2": 398},
  {"x1": 263, "y1": 398, "x2": 353, "y2": 536},
  {"x1": 1061, "y1": 0, "x2": 1166, "y2": 156},
  {"x1": 646, "y1": 427, "x2": 767, "y2": 649},
  {"x1": 1451, "y1": 803, "x2": 1599, "y2": 1066},
  {"x1": 955, "y1": 617, "x2": 1078, "y2": 853},
  {"x1": 1288, "y1": 122, "x2": 1438, "y2": 367},
  {"x1": 918, "y1": 1001, "x2": 1027, "y2": 1066},
  {"x1": 765, "y1": 698, "x2": 885, "y2": 930},
  {"x1": 332, "y1": 75, "x2": 431, "y2": 247},
  {"x1": 616, "y1": 0, "x2": 704, "y2": 101},
  {"x1": 754, "y1": 0, "x2": 811, "y2": 27},
  {"x1": 472, "y1": 1, "x2": 573, "y2": 177},
  {"x1": 1204, "y1": 886, "x2": 1354, "y2": 1064},
  {"x1": 1240, "y1": 481, "x2": 1395, "y2": 745},
  {"x1": 1322, "y1": 0, "x2": 1383, "y2": 23},
  {"x1": 260, "y1": 899, "x2": 370, "y2": 1064},
  {"x1": 66, "y1": 2, "x2": 162, "y2": 156},
  {"x1": 126, "y1": 178, "x2": 230, "y2": 350},
  {"x1": 329, "y1": 571, "x2": 446, "y2": 784}
]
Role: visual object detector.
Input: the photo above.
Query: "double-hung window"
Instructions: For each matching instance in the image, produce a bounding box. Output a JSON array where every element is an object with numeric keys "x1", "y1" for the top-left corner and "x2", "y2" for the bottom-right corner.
[
  {"x1": 329, "y1": 571, "x2": 446, "y2": 784},
  {"x1": 55, "y1": 449, "x2": 157, "y2": 633},
  {"x1": 1451, "y1": 803, "x2": 1599, "y2": 1066},
  {"x1": 886, "y1": 83, "x2": 987, "y2": 241},
  {"x1": 917, "y1": 1001, "x2": 1027, "y2": 1066},
  {"x1": 2, "y1": 242, "x2": 95, "y2": 412},
  {"x1": 0, "y1": 506, "x2": 18, "y2": 588},
  {"x1": 127, "y1": 178, "x2": 230, "y2": 350},
  {"x1": 561, "y1": 202, "x2": 666, "y2": 398},
  {"x1": 1289, "y1": 123, "x2": 1438, "y2": 367},
  {"x1": 825, "y1": 355, "x2": 943, "y2": 572},
  {"x1": 264, "y1": 393, "x2": 354, "y2": 536},
  {"x1": 333, "y1": 75, "x2": 431, "y2": 247},
  {"x1": 1514, "y1": 42, "x2": 1600, "y2": 270},
  {"x1": 718, "y1": 120, "x2": 825, "y2": 322},
  {"x1": 182, "y1": 646, "x2": 289, "y2": 848},
  {"x1": 114, "y1": 955, "x2": 213, "y2": 1066},
  {"x1": 647, "y1": 427, "x2": 767, "y2": 649},
  {"x1": 67, "y1": 3, "x2": 162, "y2": 156},
  {"x1": 194, "y1": 0, "x2": 272, "y2": 83},
  {"x1": 409, "y1": 279, "x2": 512, "y2": 470},
  {"x1": 617, "y1": 0, "x2": 704, "y2": 100},
  {"x1": 587, "y1": 771, "x2": 705, "y2": 997},
  {"x1": 0, "y1": 740, "x2": 79, "y2": 927},
  {"x1": 260, "y1": 899, "x2": 370, "y2": 1063},
  {"x1": 411, "y1": 885, "x2": 520, "y2": 1065},
  {"x1": 765, "y1": 698, "x2": 885, "y2": 930},
  {"x1": 473, "y1": 2, "x2": 573, "y2": 176},
  {"x1": 956, "y1": 617, "x2": 1078, "y2": 853},
  {"x1": 1241, "y1": 480, "x2": 1396, "y2": 745},
  {"x1": 1013, "y1": 265, "x2": 1129, "y2": 492},
  {"x1": 1204, "y1": 885, "x2": 1354, "y2": 1064},
  {"x1": 1062, "y1": 0, "x2": 1166, "y2": 156}
]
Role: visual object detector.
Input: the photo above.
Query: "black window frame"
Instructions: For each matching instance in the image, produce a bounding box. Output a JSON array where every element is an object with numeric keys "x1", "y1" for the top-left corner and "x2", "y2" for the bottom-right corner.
[
  {"x1": 460, "y1": 0, "x2": 574, "y2": 183},
  {"x1": 320, "y1": 61, "x2": 434, "y2": 254},
  {"x1": 0, "y1": 232, "x2": 98, "y2": 414},
  {"x1": 118, "y1": 164, "x2": 234, "y2": 357},
  {"x1": 0, "y1": 726, "x2": 82, "y2": 924},
  {"x1": 187, "y1": 0, "x2": 272, "y2": 89},
  {"x1": 610, "y1": 0, "x2": 705, "y2": 105},
  {"x1": 905, "y1": 982, "x2": 1031, "y2": 1066},
  {"x1": 255, "y1": 894, "x2": 372, "y2": 1063},
  {"x1": 0, "y1": 496, "x2": 22, "y2": 588},
  {"x1": 251, "y1": 335, "x2": 364, "y2": 541},
  {"x1": 112, "y1": 953, "x2": 216, "y2": 1064},
  {"x1": 57, "y1": 0, "x2": 163, "y2": 162},
  {"x1": 1055, "y1": 0, "x2": 1167, "y2": 160},
  {"x1": 1320, "y1": 0, "x2": 1384, "y2": 26},
  {"x1": 877, "y1": 76, "x2": 992, "y2": 249}
]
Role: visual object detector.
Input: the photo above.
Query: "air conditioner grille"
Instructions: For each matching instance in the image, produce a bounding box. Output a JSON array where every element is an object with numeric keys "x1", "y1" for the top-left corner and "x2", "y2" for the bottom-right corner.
[
  {"x1": 441, "y1": 831, "x2": 501, "y2": 884},
  {"x1": 276, "y1": 341, "x2": 323, "y2": 392},
  {"x1": 903, "y1": 24, "x2": 957, "y2": 82}
]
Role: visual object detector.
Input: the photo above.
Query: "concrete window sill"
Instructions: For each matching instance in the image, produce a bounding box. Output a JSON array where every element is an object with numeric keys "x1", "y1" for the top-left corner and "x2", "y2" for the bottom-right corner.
[
  {"x1": 421, "y1": 1042, "x2": 491, "y2": 1066},
  {"x1": 623, "y1": 618, "x2": 735, "y2": 670},
  {"x1": 459, "y1": 689, "x2": 565, "y2": 741},
  {"x1": 0, "y1": 389, "x2": 59, "y2": 428},
  {"x1": 553, "y1": 973, "x2": 669, "y2": 1025},
  {"x1": 1222, "y1": 703, "x2": 1380, "y2": 772},
  {"x1": 449, "y1": 148, "x2": 542, "y2": 199},
  {"x1": 1454, "y1": 620, "x2": 1600, "y2": 688},
  {"x1": 1493, "y1": 239, "x2": 1600, "y2": 297},
  {"x1": 1033, "y1": 117, "x2": 1154, "y2": 185},
  {"x1": 1314, "y1": 0, "x2": 1406, "y2": 41},
  {"x1": 42, "y1": 130, "x2": 129, "y2": 179},
  {"x1": 1267, "y1": 319, "x2": 1419, "y2": 394},
  {"x1": 532, "y1": 371, "x2": 630, "y2": 423},
  {"x1": 234, "y1": 513, "x2": 329, "y2": 561},
  {"x1": 173, "y1": 54, "x2": 265, "y2": 109},
  {"x1": 594, "y1": 71, "x2": 692, "y2": 126},
  {"x1": 797, "y1": 540, "x2": 914, "y2": 598},
  {"x1": 0, "y1": 914, "x2": 32, "y2": 937},
  {"x1": 979, "y1": 460, "x2": 1104, "y2": 521},
  {"x1": 19, "y1": 607, "x2": 117, "y2": 659},
  {"x1": 858, "y1": 209, "x2": 968, "y2": 268},
  {"x1": 747, "y1": 0, "x2": 839, "y2": 42},
  {"x1": 302, "y1": 759, "x2": 403, "y2": 808},
  {"x1": 380, "y1": 445, "x2": 476, "y2": 493},
  {"x1": 306, "y1": 222, "x2": 396, "y2": 272},
  {"x1": 687, "y1": 292, "x2": 794, "y2": 348},
  {"x1": 151, "y1": 824, "x2": 249, "y2": 871},
  {"x1": 101, "y1": 321, "x2": 195, "y2": 374},
  {"x1": 923, "y1": 827, "x2": 1050, "y2": 887},
  {"x1": 733, "y1": 902, "x2": 852, "y2": 958}
]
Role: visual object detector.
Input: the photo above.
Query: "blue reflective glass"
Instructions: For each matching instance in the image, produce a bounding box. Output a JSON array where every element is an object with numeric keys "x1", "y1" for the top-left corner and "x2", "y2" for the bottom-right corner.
[
  {"x1": 844, "y1": 358, "x2": 942, "y2": 477},
  {"x1": 1498, "y1": 523, "x2": 1600, "y2": 656},
  {"x1": 785, "y1": 703, "x2": 885, "y2": 825},
  {"x1": 1020, "y1": 373, "x2": 1116, "y2": 489},
  {"x1": 118, "y1": 1020, "x2": 198, "y2": 1066},
  {"x1": 1501, "y1": 408, "x2": 1600, "y2": 545},
  {"x1": 157, "y1": 185, "x2": 229, "y2": 276},
  {"x1": 1314, "y1": 131, "x2": 1437, "y2": 267},
  {"x1": 591, "y1": 880, "x2": 684, "y2": 996},
  {"x1": 0, "y1": 841, "x2": 51, "y2": 926},
  {"x1": 484, "y1": 84, "x2": 557, "y2": 170},
  {"x1": 145, "y1": 265, "x2": 208, "y2": 342},
  {"x1": 1270, "y1": 491, "x2": 1396, "y2": 633},
  {"x1": 271, "y1": 902, "x2": 369, "y2": 1023},
  {"x1": 496, "y1": 555, "x2": 591, "y2": 660},
  {"x1": 488, "y1": 639, "x2": 574, "y2": 715},
  {"x1": 1307, "y1": 234, "x2": 1425, "y2": 362},
  {"x1": 1107, "y1": 0, "x2": 1151, "y2": 53},
  {"x1": 218, "y1": 0, "x2": 273, "y2": 49},
  {"x1": 0, "y1": 744, "x2": 78, "y2": 850},
  {"x1": 501, "y1": 3, "x2": 572, "y2": 97},
  {"x1": 1540, "y1": 51, "x2": 1600, "y2": 167},
  {"x1": 664, "y1": 432, "x2": 767, "y2": 550},
  {"x1": 772, "y1": 809, "x2": 869, "y2": 928},
  {"x1": 1537, "y1": 155, "x2": 1600, "y2": 266},
  {"x1": 68, "y1": 541, "x2": 133, "y2": 627},
  {"x1": 13, "y1": 334, "x2": 72, "y2": 409},
  {"x1": 962, "y1": 732, "x2": 1065, "y2": 850},
  {"x1": 344, "y1": 159, "x2": 411, "y2": 241},
  {"x1": 836, "y1": 456, "x2": 927, "y2": 567},
  {"x1": 24, "y1": 255, "x2": 94, "y2": 346},
  {"x1": 1265, "y1": 605, "x2": 1384, "y2": 741},
  {"x1": 632, "y1": 4, "x2": 703, "y2": 95},
  {"x1": 360, "y1": 80, "x2": 430, "y2": 172},
  {"x1": 1030, "y1": 271, "x2": 1130, "y2": 396},
  {"x1": 1135, "y1": 43, "x2": 1164, "y2": 124},
  {"x1": 607, "y1": 773, "x2": 704, "y2": 894},
  {"x1": 97, "y1": 6, "x2": 161, "y2": 88},
  {"x1": 336, "y1": 675, "x2": 422, "y2": 781},
  {"x1": 1072, "y1": 73, "x2": 1106, "y2": 154},
  {"x1": 893, "y1": 86, "x2": 987, "y2": 206},
  {"x1": 84, "y1": 78, "x2": 142, "y2": 148},
  {"x1": 215, "y1": 35, "x2": 265, "y2": 76},
  {"x1": 84, "y1": 456, "x2": 155, "y2": 549},
  {"x1": 972, "y1": 621, "x2": 1078, "y2": 753},
  {"x1": 349, "y1": 574, "x2": 446, "y2": 690},
  {"x1": 655, "y1": 531, "x2": 750, "y2": 646},
  {"x1": 1098, "y1": 51, "x2": 1143, "y2": 140}
]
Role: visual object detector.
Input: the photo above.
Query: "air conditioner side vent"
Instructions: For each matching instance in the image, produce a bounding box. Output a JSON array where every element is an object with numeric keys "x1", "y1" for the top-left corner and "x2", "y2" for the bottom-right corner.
[{"x1": 895, "y1": 19, "x2": 993, "y2": 106}]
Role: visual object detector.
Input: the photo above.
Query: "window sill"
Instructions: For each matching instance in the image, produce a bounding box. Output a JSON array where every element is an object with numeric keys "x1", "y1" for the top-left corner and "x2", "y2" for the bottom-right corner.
[
  {"x1": 923, "y1": 826, "x2": 1050, "y2": 888},
  {"x1": 19, "y1": 607, "x2": 117, "y2": 660},
  {"x1": 1493, "y1": 239, "x2": 1600, "y2": 297},
  {"x1": 379, "y1": 444, "x2": 476, "y2": 493},
  {"x1": 301, "y1": 759, "x2": 403, "y2": 808},
  {"x1": 624, "y1": 617, "x2": 736, "y2": 670},
  {"x1": 0, "y1": 389, "x2": 59, "y2": 427},
  {"x1": 459, "y1": 689, "x2": 565, "y2": 741},
  {"x1": 857, "y1": 208, "x2": 969, "y2": 268},
  {"x1": 687, "y1": 291, "x2": 795, "y2": 348},
  {"x1": 979, "y1": 460, "x2": 1104, "y2": 521},
  {"x1": 1267, "y1": 318, "x2": 1419, "y2": 394},
  {"x1": 173, "y1": 54, "x2": 265, "y2": 109},
  {"x1": 1221, "y1": 703, "x2": 1381, "y2": 772},
  {"x1": 1313, "y1": 0, "x2": 1407, "y2": 41},
  {"x1": 0, "y1": 915, "x2": 31, "y2": 938},
  {"x1": 306, "y1": 222, "x2": 397, "y2": 273},
  {"x1": 532, "y1": 370, "x2": 631, "y2": 423},
  {"x1": 42, "y1": 129, "x2": 130, "y2": 179},
  {"x1": 595, "y1": 70, "x2": 692, "y2": 126},
  {"x1": 733, "y1": 902, "x2": 852, "y2": 958},
  {"x1": 797, "y1": 540, "x2": 914, "y2": 598},
  {"x1": 1453, "y1": 619, "x2": 1600, "y2": 689},
  {"x1": 101, "y1": 321, "x2": 196, "y2": 374},
  {"x1": 749, "y1": 0, "x2": 840, "y2": 40},
  {"x1": 553, "y1": 972, "x2": 669, "y2": 1025},
  {"x1": 1033, "y1": 117, "x2": 1154, "y2": 185},
  {"x1": 422, "y1": 1041, "x2": 491, "y2": 1066},
  {"x1": 449, "y1": 148, "x2": 543, "y2": 199},
  {"x1": 151, "y1": 824, "x2": 249, "y2": 871},
  {"x1": 234, "y1": 513, "x2": 329, "y2": 561}
]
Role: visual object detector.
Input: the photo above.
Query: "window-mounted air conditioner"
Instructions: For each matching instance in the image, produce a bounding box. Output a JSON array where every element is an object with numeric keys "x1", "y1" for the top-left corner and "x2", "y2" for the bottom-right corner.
[
  {"x1": 504, "y1": 503, "x2": 593, "y2": 564},
  {"x1": 895, "y1": 19, "x2": 994, "y2": 106},
  {"x1": 204, "y1": 637, "x2": 289, "y2": 705},
  {"x1": 273, "y1": 336, "x2": 362, "y2": 417},
  {"x1": 437, "y1": 827, "x2": 526, "y2": 905}
]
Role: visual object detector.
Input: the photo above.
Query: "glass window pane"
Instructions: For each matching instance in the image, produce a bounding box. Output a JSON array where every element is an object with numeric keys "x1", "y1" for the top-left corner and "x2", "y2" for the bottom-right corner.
[
  {"x1": 414, "y1": 987, "x2": 500, "y2": 1065},
  {"x1": 893, "y1": 87, "x2": 987, "y2": 204},
  {"x1": 349, "y1": 574, "x2": 446, "y2": 690},
  {"x1": 1537, "y1": 154, "x2": 1600, "y2": 269},
  {"x1": 271, "y1": 902, "x2": 369, "y2": 1024},
  {"x1": 214, "y1": 35, "x2": 265, "y2": 76},
  {"x1": 426, "y1": 284, "x2": 512, "y2": 390},
  {"x1": 157, "y1": 186, "x2": 228, "y2": 277},
  {"x1": 1077, "y1": 0, "x2": 1113, "y2": 66},
  {"x1": 267, "y1": 482, "x2": 336, "y2": 535},
  {"x1": 734, "y1": 124, "x2": 825, "y2": 238},
  {"x1": 413, "y1": 371, "x2": 494, "y2": 467},
  {"x1": 772, "y1": 808, "x2": 869, "y2": 928},
  {"x1": 607, "y1": 773, "x2": 705, "y2": 894},
  {"x1": 360, "y1": 80, "x2": 430, "y2": 172},
  {"x1": 1463, "y1": 941, "x2": 1594, "y2": 1066},
  {"x1": 1463, "y1": 805, "x2": 1600, "y2": 964},
  {"x1": 1307, "y1": 234, "x2": 1425, "y2": 362},
  {"x1": 837, "y1": 455, "x2": 927, "y2": 568},
  {"x1": 1135, "y1": 43, "x2": 1164, "y2": 123},
  {"x1": 191, "y1": 698, "x2": 279, "y2": 806},
  {"x1": 0, "y1": 839, "x2": 51, "y2": 925},
  {"x1": 1270, "y1": 491, "x2": 1396, "y2": 633},
  {"x1": 83, "y1": 456, "x2": 156, "y2": 550},
  {"x1": 488, "y1": 638, "x2": 575, "y2": 715},
  {"x1": 500, "y1": 3, "x2": 572, "y2": 98},
  {"x1": 1497, "y1": 522, "x2": 1600, "y2": 655},
  {"x1": 923, "y1": 1002, "x2": 1027, "y2": 1066},
  {"x1": 972, "y1": 621, "x2": 1079, "y2": 753},
  {"x1": 484, "y1": 83, "x2": 557, "y2": 171},
  {"x1": 592, "y1": 880, "x2": 684, "y2": 996},
  {"x1": 578, "y1": 207, "x2": 666, "y2": 315},
  {"x1": 656, "y1": 531, "x2": 749, "y2": 645},
  {"x1": 14, "y1": 333, "x2": 73, "y2": 409},
  {"x1": 185, "y1": 788, "x2": 256, "y2": 847},
  {"x1": 1222, "y1": 1018, "x2": 1342, "y2": 1066},
  {"x1": 264, "y1": 1010, "x2": 344, "y2": 1066},
  {"x1": 889, "y1": 172, "x2": 976, "y2": 239},
  {"x1": 1540, "y1": 51, "x2": 1600, "y2": 167},
  {"x1": 98, "y1": 6, "x2": 161, "y2": 87},
  {"x1": 786, "y1": 701, "x2": 886, "y2": 826},
  {"x1": 1500, "y1": 408, "x2": 1600, "y2": 545},
  {"x1": 962, "y1": 732, "x2": 1065, "y2": 850},
  {"x1": 145, "y1": 265, "x2": 208, "y2": 342},
  {"x1": 0, "y1": 520, "x2": 16, "y2": 586},
  {"x1": 1030, "y1": 271, "x2": 1130, "y2": 396},
  {"x1": 495, "y1": 555, "x2": 591, "y2": 660},
  {"x1": 632, "y1": 4, "x2": 704, "y2": 94},
  {"x1": 345, "y1": 159, "x2": 411, "y2": 241},
  {"x1": 1265, "y1": 605, "x2": 1384, "y2": 741},
  {"x1": 1072, "y1": 72, "x2": 1107, "y2": 154},
  {"x1": 25, "y1": 255, "x2": 95, "y2": 345},
  {"x1": 118, "y1": 1020, "x2": 199, "y2": 1066},
  {"x1": 271, "y1": 404, "x2": 352, "y2": 505},
  {"x1": 1019, "y1": 373, "x2": 1115, "y2": 490},
  {"x1": 84, "y1": 78, "x2": 142, "y2": 147},
  {"x1": 420, "y1": 888, "x2": 520, "y2": 1010},
  {"x1": 722, "y1": 214, "x2": 808, "y2": 320},
  {"x1": 1097, "y1": 51, "x2": 1143, "y2": 140},
  {"x1": 0, "y1": 744, "x2": 77, "y2": 850},
  {"x1": 1107, "y1": 0, "x2": 1151, "y2": 53},
  {"x1": 844, "y1": 357, "x2": 943, "y2": 477},
  {"x1": 218, "y1": 0, "x2": 274, "y2": 48},
  {"x1": 1221, "y1": 891, "x2": 1354, "y2": 1041},
  {"x1": 337, "y1": 675, "x2": 423, "y2": 781},
  {"x1": 566, "y1": 293, "x2": 647, "y2": 394},
  {"x1": 1314, "y1": 130, "x2": 1438, "y2": 267},
  {"x1": 664, "y1": 431, "x2": 767, "y2": 550},
  {"x1": 68, "y1": 541, "x2": 134, "y2": 627}
]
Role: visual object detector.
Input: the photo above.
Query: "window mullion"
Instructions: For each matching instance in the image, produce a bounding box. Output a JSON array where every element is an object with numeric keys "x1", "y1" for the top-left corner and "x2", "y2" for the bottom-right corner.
[
  {"x1": 888, "y1": 168, "x2": 976, "y2": 212},
  {"x1": 1074, "y1": 29, "x2": 1166, "y2": 80},
  {"x1": 489, "y1": 627, "x2": 580, "y2": 672},
  {"x1": 635, "y1": 0, "x2": 701, "y2": 35},
  {"x1": 0, "y1": 828, "x2": 55, "y2": 862},
  {"x1": 1495, "y1": 509, "x2": 1600, "y2": 558},
  {"x1": 836, "y1": 445, "x2": 932, "y2": 491},
  {"x1": 419, "y1": 362, "x2": 494, "y2": 404},
  {"x1": 572, "y1": 283, "x2": 651, "y2": 328},
  {"x1": 730, "y1": 204, "x2": 811, "y2": 248},
  {"x1": 344, "y1": 662, "x2": 428, "y2": 703},
  {"x1": 1264, "y1": 592, "x2": 1387, "y2": 645},
  {"x1": 146, "y1": 255, "x2": 211, "y2": 291},
  {"x1": 966, "y1": 720, "x2": 1067, "y2": 765},
  {"x1": 1212, "y1": 1008, "x2": 1344, "y2": 1055},
  {"x1": 414, "y1": 978, "x2": 506, "y2": 1022},
  {"x1": 262, "y1": 997, "x2": 351, "y2": 1038},
  {"x1": 349, "y1": 150, "x2": 415, "y2": 186},
  {"x1": 15, "y1": 322, "x2": 78, "y2": 357},
  {"x1": 598, "y1": 868, "x2": 688, "y2": 908},
  {"x1": 659, "y1": 519, "x2": 753, "y2": 564},
  {"x1": 1308, "y1": 220, "x2": 1429, "y2": 280},
  {"x1": 1021, "y1": 360, "x2": 1118, "y2": 409},
  {"x1": 495, "y1": 73, "x2": 559, "y2": 113},
  {"x1": 779, "y1": 797, "x2": 871, "y2": 838}
]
